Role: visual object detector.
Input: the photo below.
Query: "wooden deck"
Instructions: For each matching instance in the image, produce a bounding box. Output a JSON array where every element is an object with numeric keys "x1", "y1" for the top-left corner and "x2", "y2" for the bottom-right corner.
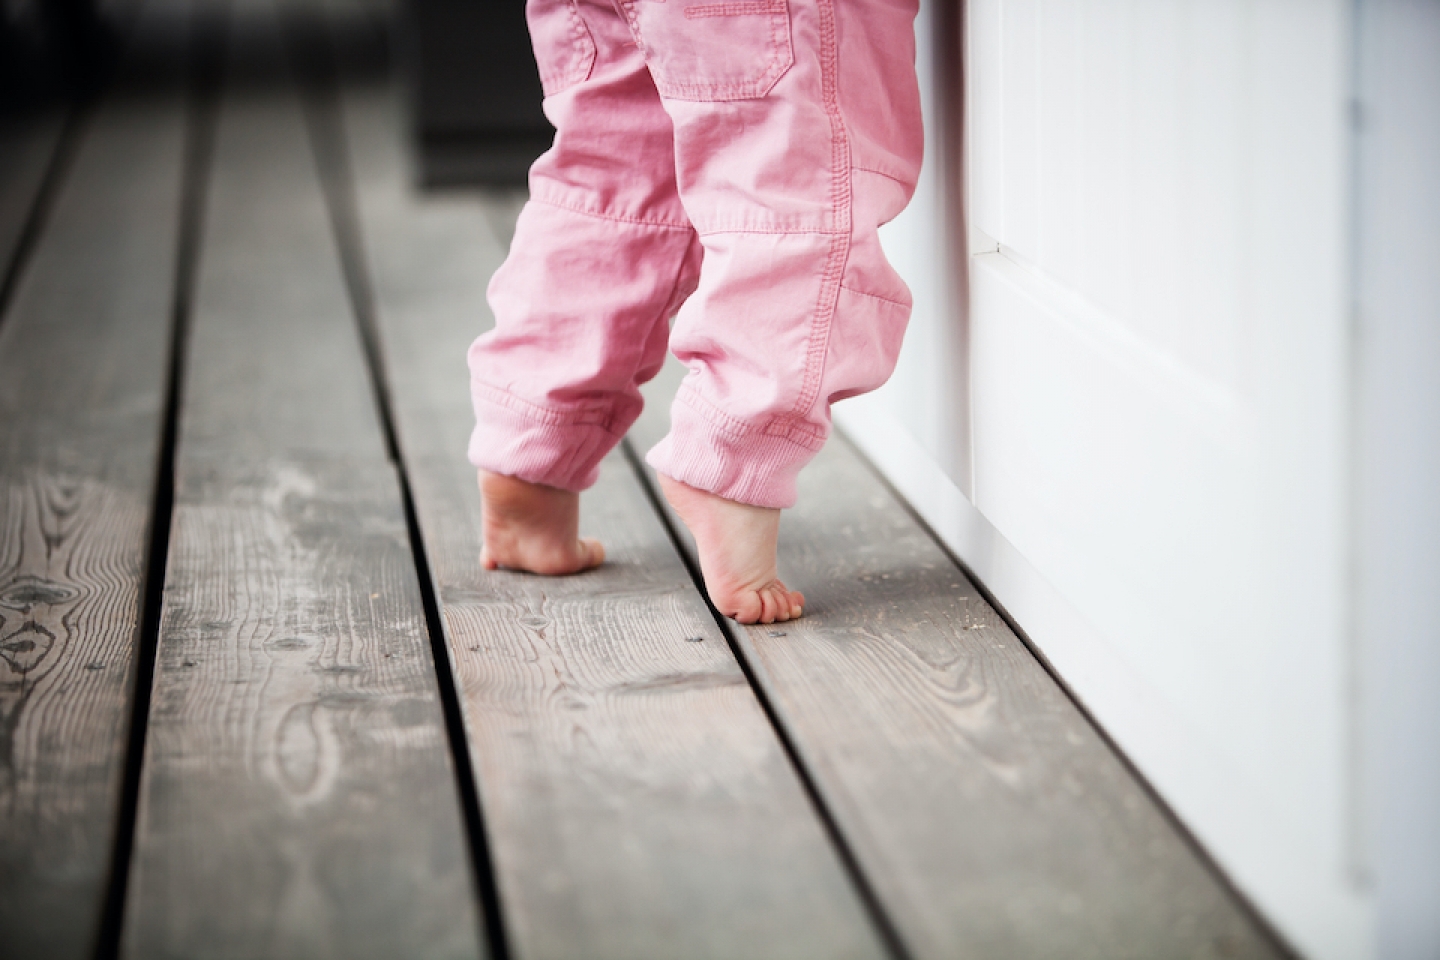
[{"x1": 0, "y1": 1, "x2": 1294, "y2": 958}]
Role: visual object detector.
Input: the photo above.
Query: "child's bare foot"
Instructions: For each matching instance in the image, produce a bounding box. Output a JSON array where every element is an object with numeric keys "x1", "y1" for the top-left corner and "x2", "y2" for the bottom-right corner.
[
  {"x1": 657, "y1": 474, "x2": 804, "y2": 625},
  {"x1": 479, "y1": 471, "x2": 604, "y2": 575}
]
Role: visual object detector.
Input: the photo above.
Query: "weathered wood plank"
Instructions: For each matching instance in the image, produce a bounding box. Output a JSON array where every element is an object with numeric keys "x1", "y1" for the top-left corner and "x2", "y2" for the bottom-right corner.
[
  {"x1": 122, "y1": 5, "x2": 484, "y2": 957},
  {"x1": 0, "y1": 111, "x2": 65, "y2": 295},
  {"x1": 130, "y1": 459, "x2": 481, "y2": 959},
  {"x1": 0, "y1": 8, "x2": 189, "y2": 957},
  {"x1": 338, "y1": 82, "x2": 889, "y2": 959},
  {"x1": 631, "y1": 360, "x2": 1289, "y2": 960}
]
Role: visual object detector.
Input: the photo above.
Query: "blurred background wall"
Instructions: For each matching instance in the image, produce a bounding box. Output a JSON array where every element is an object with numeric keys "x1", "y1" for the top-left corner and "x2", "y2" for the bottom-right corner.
[
  {"x1": 1, "y1": 0, "x2": 114, "y2": 112},
  {"x1": 400, "y1": 0, "x2": 549, "y2": 184}
]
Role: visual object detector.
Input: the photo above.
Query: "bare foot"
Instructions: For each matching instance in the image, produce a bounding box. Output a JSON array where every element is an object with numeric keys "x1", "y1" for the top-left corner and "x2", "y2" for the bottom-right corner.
[
  {"x1": 479, "y1": 471, "x2": 604, "y2": 575},
  {"x1": 658, "y1": 474, "x2": 804, "y2": 625}
]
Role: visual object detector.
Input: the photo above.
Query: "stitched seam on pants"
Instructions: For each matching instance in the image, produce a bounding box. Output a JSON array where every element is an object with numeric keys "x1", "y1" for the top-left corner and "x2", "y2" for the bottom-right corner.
[
  {"x1": 678, "y1": 386, "x2": 824, "y2": 451},
  {"x1": 696, "y1": 226, "x2": 843, "y2": 237},
  {"x1": 852, "y1": 163, "x2": 913, "y2": 188},
  {"x1": 684, "y1": 1, "x2": 787, "y2": 19},
  {"x1": 676, "y1": 383, "x2": 751, "y2": 439},
  {"x1": 839, "y1": 283, "x2": 909, "y2": 309},
  {"x1": 761, "y1": 416, "x2": 826, "y2": 447},
  {"x1": 631, "y1": 0, "x2": 792, "y2": 100},
  {"x1": 537, "y1": 0, "x2": 598, "y2": 94},
  {"x1": 660, "y1": 236, "x2": 702, "y2": 319},
  {"x1": 776, "y1": 0, "x2": 850, "y2": 436},
  {"x1": 530, "y1": 195, "x2": 695, "y2": 231},
  {"x1": 472, "y1": 380, "x2": 624, "y2": 435}
]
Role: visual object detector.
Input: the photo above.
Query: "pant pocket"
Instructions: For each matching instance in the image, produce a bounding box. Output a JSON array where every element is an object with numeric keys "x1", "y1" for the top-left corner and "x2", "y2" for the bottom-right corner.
[
  {"x1": 621, "y1": 0, "x2": 794, "y2": 101},
  {"x1": 528, "y1": 0, "x2": 598, "y2": 97}
]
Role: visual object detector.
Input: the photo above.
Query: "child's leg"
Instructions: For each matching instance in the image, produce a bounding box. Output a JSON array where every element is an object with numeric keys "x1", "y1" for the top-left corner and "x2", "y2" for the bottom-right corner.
[
  {"x1": 471, "y1": 0, "x2": 921, "y2": 625},
  {"x1": 468, "y1": 0, "x2": 699, "y2": 574},
  {"x1": 636, "y1": 1, "x2": 924, "y2": 604}
]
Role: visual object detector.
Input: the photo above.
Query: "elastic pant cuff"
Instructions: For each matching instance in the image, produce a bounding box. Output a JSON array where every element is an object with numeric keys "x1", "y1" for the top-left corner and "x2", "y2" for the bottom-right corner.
[
  {"x1": 467, "y1": 384, "x2": 623, "y2": 492},
  {"x1": 644, "y1": 393, "x2": 822, "y2": 509}
]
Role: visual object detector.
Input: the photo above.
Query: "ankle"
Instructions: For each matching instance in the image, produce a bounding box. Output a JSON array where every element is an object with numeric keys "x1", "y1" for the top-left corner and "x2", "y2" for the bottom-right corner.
[{"x1": 477, "y1": 470, "x2": 603, "y2": 575}]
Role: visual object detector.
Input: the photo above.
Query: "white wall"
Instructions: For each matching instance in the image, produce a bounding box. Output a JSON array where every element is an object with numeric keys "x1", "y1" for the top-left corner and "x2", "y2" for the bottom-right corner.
[
  {"x1": 860, "y1": 0, "x2": 972, "y2": 498},
  {"x1": 1354, "y1": 2, "x2": 1440, "y2": 957},
  {"x1": 839, "y1": 1, "x2": 1436, "y2": 956}
]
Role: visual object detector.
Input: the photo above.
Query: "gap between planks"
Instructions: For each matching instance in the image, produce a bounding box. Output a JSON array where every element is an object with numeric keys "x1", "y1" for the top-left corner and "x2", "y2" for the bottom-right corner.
[
  {"x1": 0, "y1": 1, "x2": 195, "y2": 958},
  {"x1": 289, "y1": 5, "x2": 512, "y2": 954},
  {"x1": 333, "y1": 55, "x2": 893, "y2": 960},
  {"x1": 120, "y1": 1, "x2": 485, "y2": 956}
]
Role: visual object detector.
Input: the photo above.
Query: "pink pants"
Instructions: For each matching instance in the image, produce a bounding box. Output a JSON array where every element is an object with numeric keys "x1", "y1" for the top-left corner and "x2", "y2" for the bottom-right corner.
[{"x1": 467, "y1": 0, "x2": 923, "y2": 508}]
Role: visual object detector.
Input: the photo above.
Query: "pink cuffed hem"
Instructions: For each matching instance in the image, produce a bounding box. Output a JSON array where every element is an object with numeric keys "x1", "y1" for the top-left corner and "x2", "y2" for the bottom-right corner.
[
  {"x1": 467, "y1": 383, "x2": 625, "y2": 492},
  {"x1": 644, "y1": 391, "x2": 825, "y2": 510}
]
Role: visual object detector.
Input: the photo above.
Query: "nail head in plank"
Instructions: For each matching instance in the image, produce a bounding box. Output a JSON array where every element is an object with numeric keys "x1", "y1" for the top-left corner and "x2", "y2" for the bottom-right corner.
[
  {"x1": 339, "y1": 85, "x2": 889, "y2": 959},
  {"x1": 122, "y1": 6, "x2": 484, "y2": 957},
  {"x1": 633, "y1": 361, "x2": 1289, "y2": 960},
  {"x1": 0, "y1": 23, "x2": 188, "y2": 960}
]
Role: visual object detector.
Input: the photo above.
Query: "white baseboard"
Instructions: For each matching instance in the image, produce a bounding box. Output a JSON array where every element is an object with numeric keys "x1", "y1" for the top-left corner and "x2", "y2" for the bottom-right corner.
[{"x1": 835, "y1": 396, "x2": 1372, "y2": 960}]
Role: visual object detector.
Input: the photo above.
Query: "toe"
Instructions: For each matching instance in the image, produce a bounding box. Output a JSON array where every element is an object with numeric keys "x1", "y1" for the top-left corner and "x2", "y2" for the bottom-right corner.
[
  {"x1": 759, "y1": 583, "x2": 790, "y2": 623},
  {"x1": 723, "y1": 589, "x2": 764, "y2": 624}
]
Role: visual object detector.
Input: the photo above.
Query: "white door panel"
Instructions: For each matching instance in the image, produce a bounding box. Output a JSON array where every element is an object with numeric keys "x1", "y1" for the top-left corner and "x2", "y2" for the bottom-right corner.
[
  {"x1": 966, "y1": 0, "x2": 1357, "y2": 953},
  {"x1": 848, "y1": 0, "x2": 1368, "y2": 956},
  {"x1": 970, "y1": 248, "x2": 1343, "y2": 866},
  {"x1": 871, "y1": 0, "x2": 972, "y2": 493}
]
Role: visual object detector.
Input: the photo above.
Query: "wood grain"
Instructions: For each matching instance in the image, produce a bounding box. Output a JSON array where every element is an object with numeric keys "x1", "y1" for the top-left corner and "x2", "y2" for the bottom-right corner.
[
  {"x1": 631, "y1": 359, "x2": 1289, "y2": 959},
  {"x1": 0, "y1": 14, "x2": 188, "y2": 957},
  {"x1": 129, "y1": 460, "x2": 480, "y2": 959},
  {"x1": 338, "y1": 82, "x2": 889, "y2": 960},
  {"x1": 121, "y1": 4, "x2": 483, "y2": 957}
]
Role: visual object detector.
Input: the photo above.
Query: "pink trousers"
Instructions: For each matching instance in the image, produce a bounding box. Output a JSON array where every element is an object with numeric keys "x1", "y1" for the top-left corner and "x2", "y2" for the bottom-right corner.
[{"x1": 467, "y1": 0, "x2": 923, "y2": 508}]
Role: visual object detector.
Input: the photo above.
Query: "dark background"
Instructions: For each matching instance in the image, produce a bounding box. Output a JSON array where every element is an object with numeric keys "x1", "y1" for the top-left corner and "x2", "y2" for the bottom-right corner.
[
  {"x1": 403, "y1": 0, "x2": 550, "y2": 185},
  {"x1": 3, "y1": 0, "x2": 550, "y2": 185}
]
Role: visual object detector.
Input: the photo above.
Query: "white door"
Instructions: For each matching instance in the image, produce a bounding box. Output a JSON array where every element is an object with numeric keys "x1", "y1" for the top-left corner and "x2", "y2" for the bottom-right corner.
[{"x1": 842, "y1": 2, "x2": 1366, "y2": 956}]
